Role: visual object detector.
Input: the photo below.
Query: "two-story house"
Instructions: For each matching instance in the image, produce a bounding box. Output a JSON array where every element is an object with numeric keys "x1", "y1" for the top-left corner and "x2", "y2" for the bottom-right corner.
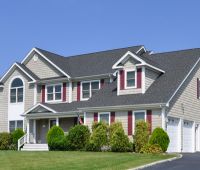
[{"x1": 1, "y1": 45, "x2": 200, "y2": 152}]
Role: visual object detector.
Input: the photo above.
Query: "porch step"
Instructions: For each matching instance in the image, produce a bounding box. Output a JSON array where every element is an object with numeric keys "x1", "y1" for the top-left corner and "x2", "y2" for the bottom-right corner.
[{"x1": 21, "y1": 144, "x2": 49, "y2": 151}]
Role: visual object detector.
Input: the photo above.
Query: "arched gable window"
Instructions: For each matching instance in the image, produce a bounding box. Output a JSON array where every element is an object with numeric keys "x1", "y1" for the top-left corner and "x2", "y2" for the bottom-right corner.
[{"x1": 10, "y1": 78, "x2": 24, "y2": 103}]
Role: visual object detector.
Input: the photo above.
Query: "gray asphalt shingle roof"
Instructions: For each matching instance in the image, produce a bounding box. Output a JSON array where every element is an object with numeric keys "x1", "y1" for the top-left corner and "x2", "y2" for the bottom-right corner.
[
  {"x1": 36, "y1": 45, "x2": 158, "y2": 78},
  {"x1": 82, "y1": 49, "x2": 200, "y2": 108}
]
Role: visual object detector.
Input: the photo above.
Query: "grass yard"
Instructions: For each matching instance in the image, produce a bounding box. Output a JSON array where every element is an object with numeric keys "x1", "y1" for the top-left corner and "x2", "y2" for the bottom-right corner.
[{"x1": 0, "y1": 151, "x2": 175, "y2": 170}]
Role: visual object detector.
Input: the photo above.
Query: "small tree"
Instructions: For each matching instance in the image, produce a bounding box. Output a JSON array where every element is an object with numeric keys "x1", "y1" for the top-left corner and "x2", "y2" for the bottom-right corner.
[
  {"x1": 149, "y1": 127, "x2": 170, "y2": 152},
  {"x1": 66, "y1": 125, "x2": 90, "y2": 150},
  {"x1": 12, "y1": 129, "x2": 24, "y2": 145},
  {"x1": 47, "y1": 126, "x2": 66, "y2": 151},
  {"x1": 134, "y1": 120, "x2": 149, "y2": 153},
  {"x1": 0, "y1": 132, "x2": 12, "y2": 150}
]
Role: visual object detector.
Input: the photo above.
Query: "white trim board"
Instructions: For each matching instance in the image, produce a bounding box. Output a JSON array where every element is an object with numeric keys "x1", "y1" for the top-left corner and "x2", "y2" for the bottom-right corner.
[
  {"x1": 21, "y1": 48, "x2": 71, "y2": 78},
  {"x1": 0, "y1": 63, "x2": 36, "y2": 83},
  {"x1": 112, "y1": 51, "x2": 165, "y2": 73}
]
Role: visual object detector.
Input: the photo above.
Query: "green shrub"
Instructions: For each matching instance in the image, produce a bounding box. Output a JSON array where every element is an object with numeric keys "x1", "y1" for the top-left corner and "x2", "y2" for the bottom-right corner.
[
  {"x1": 88, "y1": 122, "x2": 109, "y2": 151},
  {"x1": 11, "y1": 128, "x2": 25, "y2": 147},
  {"x1": 110, "y1": 126, "x2": 132, "y2": 152},
  {"x1": 0, "y1": 132, "x2": 12, "y2": 150},
  {"x1": 140, "y1": 143, "x2": 162, "y2": 154},
  {"x1": 85, "y1": 140, "x2": 100, "y2": 152},
  {"x1": 109, "y1": 122, "x2": 123, "y2": 139},
  {"x1": 66, "y1": 125, "x2": 90, "y2": 150},
  {"x1": 47, "y1": 126, "x2": 65, "y2": 151},
  {"x1": 134, "y1": 120, "x2": 149, "y2": 153},
  {"x1": 149, "y1": 127, "x2": 170, "y2": 152}
]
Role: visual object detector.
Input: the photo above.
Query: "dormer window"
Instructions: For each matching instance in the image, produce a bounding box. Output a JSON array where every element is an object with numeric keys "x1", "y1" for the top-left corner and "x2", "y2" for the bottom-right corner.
[
  {"x1": 125, "y1": 70, "x2": 136, "y2": 88},
  {"x1": 46, "y1": 84, "x2": 62, "y2": 102}
]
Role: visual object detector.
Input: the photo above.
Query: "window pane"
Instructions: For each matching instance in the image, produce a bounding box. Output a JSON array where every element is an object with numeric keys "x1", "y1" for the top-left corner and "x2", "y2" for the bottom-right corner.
[
  {"x1": 11, "y1": 78, "x2": 23, "y2": 88},
  {"x1": 99, "y1": 114, "x2": 109, "y2": 124},
  {"x1": 127, "y1": 71, "x2": 135, "y2": 79},
  {"x1": 9, "y1": 121, "x2": 15, "y2": 132},
  {"x1": 47, "y1": 86, "x2": 53, "y2": 93},
  {"x1": 10, "y1": 89, "x2": 16, "y2": 103},
  {"x1": 82, "y1": 83, "x2": 90, "y2": 90},
  {"x1": 55, "y1": 85, "x2": 61, "y2": 93},
  {"x1": 17, "y1": 120, "x2": 23, "y2": 129},
  {"x1": 17, "y1": 88, "x2": 23, "y2": 102},
  {"x1": 127, "y1": 79, "x2": 135, "y2": 87},
  {"x1": 91, "y1": 82, "x2": 99, "y2": 90},
  {"x1": 135, "y1": 112, "x2": 145, "y2": 122},
  {"x1": 83, "y1": 91, "x2": 90, "y2": 98},
  {"x1": 55, "y1": 93, "x2": 61, "y2": 100},
  {"x1": 92, "y1": 89, "x2": 98, "y2": 96},
  {"x1": 47, "y1": 94, "x2": 53, "y2": 101}
]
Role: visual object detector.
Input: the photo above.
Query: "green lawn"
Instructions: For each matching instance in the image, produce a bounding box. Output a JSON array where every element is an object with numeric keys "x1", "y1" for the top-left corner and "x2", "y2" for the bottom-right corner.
[{"x1": 0, "y1": 151, "x2": 175, "y2": 170}]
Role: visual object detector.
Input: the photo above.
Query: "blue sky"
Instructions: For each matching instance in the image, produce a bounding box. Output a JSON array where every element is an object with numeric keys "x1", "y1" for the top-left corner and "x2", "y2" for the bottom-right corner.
[{"x1": 0, "y1": 0, "x2": 200, "y2": 76}]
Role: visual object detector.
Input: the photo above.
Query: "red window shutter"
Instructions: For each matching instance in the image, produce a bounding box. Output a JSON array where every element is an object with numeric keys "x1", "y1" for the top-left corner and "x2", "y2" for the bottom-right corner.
[
  {"x1": 147, "y1": 110, "x2": 152, "y2": 133},
  {"x1": 197, "y1": 78, "x2": 199, "y2": 99},
  {"x1": 100, "y1": 79, "x2": 105, "y2": 88},
  {"x1": 94, "y1": 112, "x2": 98, "y2": 122},
  {"x1": 137, "y1": 68, "x2": 142, "y2": 88},
  {"x1": 63, "y1": 82, "x2": 66, "y2": 102},
  {"x1": 128, "y1": 111, "x2": 132, "y2": 135},
  {"x1": 110, "y1": 112, "x2": 115, "y2": 124},
  {"x1": 120, "y1": 70, "x2": 125, "y2": 90},
  {"x1": 77, "y1": 82, "x2": 80, "y2": 101},
  {"x1": 41, "y1": 85, "x2": 45, "y2": 103}
]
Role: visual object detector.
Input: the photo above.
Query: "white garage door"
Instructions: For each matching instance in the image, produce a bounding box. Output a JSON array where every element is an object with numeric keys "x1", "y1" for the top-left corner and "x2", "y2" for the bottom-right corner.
[
  {"x1": 167, "y1": 117, "x2": 181, "y2": 152},
  {"x1": 182, "y1": 120, "x2": 194, "y2": 153}
]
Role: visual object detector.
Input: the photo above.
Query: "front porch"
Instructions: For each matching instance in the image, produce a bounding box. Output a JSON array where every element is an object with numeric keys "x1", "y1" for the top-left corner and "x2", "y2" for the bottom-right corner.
[{"x1": 27, "y1": 117, "x2": 80, "y2": 144}]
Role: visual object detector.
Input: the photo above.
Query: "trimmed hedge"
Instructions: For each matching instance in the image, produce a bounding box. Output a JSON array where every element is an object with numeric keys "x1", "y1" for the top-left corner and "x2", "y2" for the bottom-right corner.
[
  {"x1": 47, "y1": 126, "x2": 66, "y2": 151},
  {"x1": 66, "y1": 125, "x2": 90, "y2": 150},
  {"x1": 140, "y1": 143, "x2": 162, "y2": 154},
  {"x1": 12, "y1": 128, "x2": 25, "y2": 146},
  {"x1": 134, "y1": 121, "x2": 149, "y2": 153},
  {"x1": 110, "y1": 123, "x2": 132, "y2": 152},
  {"x1": 0, "y1": 132, "x2": 12, "y2": 150},
  {"x1": 149, "y1": 127, "x2": 170, "y2": 152}
]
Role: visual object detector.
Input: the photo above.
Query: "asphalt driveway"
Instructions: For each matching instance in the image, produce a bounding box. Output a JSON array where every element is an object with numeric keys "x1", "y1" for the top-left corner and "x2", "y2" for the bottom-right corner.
[{"x1": 143, "y1": 153, "x2": 200, "y2": 170}]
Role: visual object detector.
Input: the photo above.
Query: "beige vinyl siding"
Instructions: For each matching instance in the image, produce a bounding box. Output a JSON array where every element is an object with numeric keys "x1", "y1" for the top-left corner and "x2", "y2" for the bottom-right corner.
[
  {"x1": 115, "y1": 111, "x2": 128, "y2": 135},
  {"x1": 145, "y1": 68, "x2": 159, "y2": 91},
  {"x1": 72, "y1": 82, "x2": 77, "y2": 101},
  {"x1": 25, "y1": 54, "x2": 62, "y2": 79},
  {"x1": 168, "y1": 63, "x2": 200, "y2": 123},
  {"x1": 85, "y1": 112, "x2": 94, "y2": 131},
  {"x1": 152, "y1": 109, "x2": 162, "y2": 131},
  {"x1": 0, "y1": 69, "x2": 33, "y2": 132}
]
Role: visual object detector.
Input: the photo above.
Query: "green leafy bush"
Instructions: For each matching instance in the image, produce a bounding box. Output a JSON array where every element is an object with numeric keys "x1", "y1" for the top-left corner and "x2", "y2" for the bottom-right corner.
[
  {"x1": 87, "y1": 122, "x2": 108, "y2": 151},
  {"x1": 149, "y1": 127, "x2": 170, "y2": 152},
  {"x1": 140, "y1": 143, "x2": 162, "y2": 154},
  {"x1": 47, "y1": 126, "x2": 65, "y2": 151},
  {"x1": 66, "y1": 125, "x2": 90, "y2": 150},
  {"x1": 110, "y1": 126, "x2": 132, "y2": 152},
  {"x1": 12, "y1": 128, "x2": 25, "y2": 147},
  {"x1": 109, "y1": 122, "x2": 123, "y2": 139},
  {"x1": 134, "y1": 120, "x2": 149, "y2": 153},
  {"x1": 0, "y1": 132, "x2": 12, "y2": 150}
]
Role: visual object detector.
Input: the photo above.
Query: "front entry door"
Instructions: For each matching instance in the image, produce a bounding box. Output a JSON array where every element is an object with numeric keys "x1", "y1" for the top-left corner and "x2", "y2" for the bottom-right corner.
[{"x1": 36, "y1": 119, "x2": 49, "y2": 144}]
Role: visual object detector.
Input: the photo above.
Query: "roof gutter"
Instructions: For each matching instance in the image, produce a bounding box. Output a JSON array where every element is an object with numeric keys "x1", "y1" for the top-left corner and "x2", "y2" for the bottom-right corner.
[{"x1": 79, "y1": 103, "x2": 166, "y2": 112}]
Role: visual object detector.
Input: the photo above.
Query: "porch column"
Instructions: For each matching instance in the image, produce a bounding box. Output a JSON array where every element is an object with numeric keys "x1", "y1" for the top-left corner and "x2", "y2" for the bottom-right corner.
[
  {"x1": 33, "y1": 120, "x2": 36, "y2": 144},
  {"x1": 56, "y1": 117, "x2": 59, "y2": 126},
  {"x1": 27, "y1": 119, "x2": 30, "y2": 143}
]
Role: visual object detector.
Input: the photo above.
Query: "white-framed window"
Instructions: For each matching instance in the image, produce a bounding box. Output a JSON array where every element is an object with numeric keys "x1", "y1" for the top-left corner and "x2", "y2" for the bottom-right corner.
[
  {"x1": 81, "y1": 80, "x2": 100, "y2": 100},
  {"x1": 98, "y1": 112, "x2": 110, "y2": 125},
  {"x1": 125, "y1": 69, "x2": 136, "y2": 89},
  {"x1": 9, "y1": 120, "x2": 23, "y2": 132},
  {"x1": 10, "y1": 78, "x2": 24, "y2": 103},
  {"x1": 133, "y1": 110, "x2": 146, "y2": 134},
  {"x1": 49, "y1": 119, "x2": 56, "y2": 129},
  {"x1": 46, "y1": 84, "x2": 62, "y2": 102}
]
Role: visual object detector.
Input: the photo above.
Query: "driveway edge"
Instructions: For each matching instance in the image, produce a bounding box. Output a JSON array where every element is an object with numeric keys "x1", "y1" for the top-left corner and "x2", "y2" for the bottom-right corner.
[{"x1": 128, "y1": 154, "x2": 182, "y2": 170}]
